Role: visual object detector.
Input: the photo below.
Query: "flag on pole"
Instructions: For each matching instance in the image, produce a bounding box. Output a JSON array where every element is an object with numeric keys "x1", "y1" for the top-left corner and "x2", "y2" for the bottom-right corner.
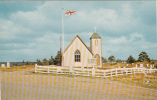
[{"x1": 65, "y1": 10, "x2": 76, "y2": 16}]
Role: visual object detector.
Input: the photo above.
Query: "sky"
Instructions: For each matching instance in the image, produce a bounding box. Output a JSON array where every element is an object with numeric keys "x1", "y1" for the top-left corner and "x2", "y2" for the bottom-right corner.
[{"x1": 0, "y1": 1, "x2": 156, "y2": 62}]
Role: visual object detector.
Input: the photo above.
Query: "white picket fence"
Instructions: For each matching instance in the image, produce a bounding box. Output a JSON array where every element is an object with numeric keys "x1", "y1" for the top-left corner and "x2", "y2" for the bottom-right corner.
[{"x1": 35, "y1": 65, "x2": 157, "y2": 77}]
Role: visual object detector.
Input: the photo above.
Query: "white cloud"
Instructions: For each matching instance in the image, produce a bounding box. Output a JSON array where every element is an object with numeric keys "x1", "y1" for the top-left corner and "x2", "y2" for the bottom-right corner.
[
  {"x1": 10, "y1": 11, "x2": 48, "y2": 28},
  {"x1": 7, "y1": 2, "x2": 153, "y2": 35},
  {"x1": 0, "y1": 19, "x2": 18, "y2": 39},
  {"x1": 0, "y1": 1, "x2": 156, "y2": 62},
  {"x1": 101, "y1": 32, "x2": 157, "y2": 60}
]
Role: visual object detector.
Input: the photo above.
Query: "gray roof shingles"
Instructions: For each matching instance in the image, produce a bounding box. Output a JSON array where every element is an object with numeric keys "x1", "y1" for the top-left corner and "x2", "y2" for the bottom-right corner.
[{"x1": 90, "y1": 32, "x2": 101, "y2": 39}]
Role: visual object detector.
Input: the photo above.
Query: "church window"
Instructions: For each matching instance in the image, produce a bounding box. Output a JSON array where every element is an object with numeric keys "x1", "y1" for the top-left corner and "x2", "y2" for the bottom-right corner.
[
  {"x1": 95, "y1": 54, "x2": 100, "y2": 58},
  {"x1": 95, "y1": 40, "x2": 98, "y2": 46},
  {"x1": 75, "y1": 50, "x2": 80, "y2": 62}
]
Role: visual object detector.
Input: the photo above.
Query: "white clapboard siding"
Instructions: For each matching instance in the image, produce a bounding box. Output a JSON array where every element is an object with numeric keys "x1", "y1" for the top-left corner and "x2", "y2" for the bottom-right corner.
[{"x1": 62, "y1": 36, "x2": 93, "y2": 67}]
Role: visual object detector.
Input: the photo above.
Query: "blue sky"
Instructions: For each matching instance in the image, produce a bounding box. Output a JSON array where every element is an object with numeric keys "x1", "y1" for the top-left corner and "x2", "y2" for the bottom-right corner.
[{"x1": 0, "y1": 1, "x2": 156, "y2": 62}]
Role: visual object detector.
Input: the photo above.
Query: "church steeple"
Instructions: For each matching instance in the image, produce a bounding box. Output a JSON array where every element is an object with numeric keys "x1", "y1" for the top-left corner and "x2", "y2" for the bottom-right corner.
[
  {"x1": 90, "y1": 32, "x2": 101, "y2": 39},
  {"x1": 90, "y1": 31, "x2": 102, "y2": 67}
]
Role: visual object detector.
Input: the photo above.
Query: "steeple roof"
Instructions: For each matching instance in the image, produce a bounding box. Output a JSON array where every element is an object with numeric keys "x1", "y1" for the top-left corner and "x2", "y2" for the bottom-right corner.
[{"x1": 90, "y1": 32, "x2": 101, "y2": 39}]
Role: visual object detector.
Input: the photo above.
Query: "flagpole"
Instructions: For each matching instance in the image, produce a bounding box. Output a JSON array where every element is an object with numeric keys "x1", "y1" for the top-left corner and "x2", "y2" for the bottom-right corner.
[{"x1": 62, "y1": 8, "x2": 64, "y2": 67}]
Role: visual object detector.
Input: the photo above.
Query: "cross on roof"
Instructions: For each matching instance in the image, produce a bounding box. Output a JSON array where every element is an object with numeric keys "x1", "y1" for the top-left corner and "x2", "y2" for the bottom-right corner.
[{"x1": 94, "y1": 27, "x2": 96, "y2": 32}]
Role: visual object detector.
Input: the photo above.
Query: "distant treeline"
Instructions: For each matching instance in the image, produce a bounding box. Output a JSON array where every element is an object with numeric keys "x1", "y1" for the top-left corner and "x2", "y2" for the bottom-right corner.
[
  {"x1": 1, "y1": 51, "x2": 156, "y2": 67},
  {"x1": 0, "y1": 62, "x2": 36, "y2": 67},
  {"x1": 36, "y1": 51, "x2": 62, "y2": 66},
  {"x1": 0, "y1": 51, "x2": 62, "y2": 67},
  {"x1": 102, "y1": 51, "x2": 154, "y2": 64}
]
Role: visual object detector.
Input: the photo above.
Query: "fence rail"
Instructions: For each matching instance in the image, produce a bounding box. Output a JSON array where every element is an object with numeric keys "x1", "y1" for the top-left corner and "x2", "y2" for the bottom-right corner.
[{"x1": 35, "y1": 65, "x2": 157, "y2": 77}]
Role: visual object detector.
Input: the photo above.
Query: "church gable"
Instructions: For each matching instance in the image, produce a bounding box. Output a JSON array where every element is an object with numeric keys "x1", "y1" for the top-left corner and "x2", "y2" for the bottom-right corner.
[
  {"x1": 63, "y1": 35, "x2": 93, "y2": 55},
  {"x1": 62, "y1": 35, "x2": 93, "y2": 67},
  {"x1": 62, "y1": 32, "x2": 102, "y2": 67}
]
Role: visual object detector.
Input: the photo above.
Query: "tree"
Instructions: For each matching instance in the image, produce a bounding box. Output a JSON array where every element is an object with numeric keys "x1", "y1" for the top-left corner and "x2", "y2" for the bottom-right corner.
[
  {"x1": 108, "y1": 55, "x2": 115, "y2": 63},
  {"x1": 25, "y1": 61, "x2": 30, "y2": 65},
  {"x1": 49, "y1": 56, "x2": 54, "y2": 65},
  {"x1": 116, "y1": 59, "x2": 122, "y2": 63},
  {"x1": 22, "y1": 60, "x2": 25, "y2": 66},
  {"x1": 126, "y1": 55, "x2": 136, "y2": 63},
  {"x1": 42, "y1": 58, "x2": 49, "y2": 65},
  {"x1": 12, "y1": 62, "x2": 15, "y2": 66},
  {"x1": 36, "y1": 59, "x2": 42, "y2": 65},
  {"x1": 102, "y1": 57, "x2": 107, "y2": 63},
  {"x1": 33, "y1": 62, "x2": 36, "y2": 65},
  {"x1": 138, "y1": 51, "x2": 150, "y2": 62},
  {"x1": 154, "y1": 65, "x2": 157, "y2": 69},
  {"x1": 15, "y1": 63, "x2": 18, "y2": 66},
  {"x1": 54, "y1": 51, "x2": 62, "y2": 65}
]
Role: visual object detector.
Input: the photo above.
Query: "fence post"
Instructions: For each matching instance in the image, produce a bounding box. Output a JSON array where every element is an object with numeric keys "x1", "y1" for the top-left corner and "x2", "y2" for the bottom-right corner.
[
  {"x1": 142, "y1": 68, "x2": 144, "y2": 74},
  {"x1": 126, "y1": 68, "x2": 127, "y2": 74},
  {"x1": 35, "y1": 64, "x2": 37, "y2": 73},
  {"x1": 81, "y1": 66, "x2": 84, "y2": 72},
  {"x1": 121, "y1": 69, "x2": 123, "y2": 75},
  {"x1": 132, "y1": 68, "x2": 134, "y2": 73},
  {"x1": 103, "y1": 72, "x2": 106, "y2": 77},
  {"x1": 92, "y1": 68, "x2": 95, "y2": 77},
  {"x1": 143, "y1": 68, "x2": 146, "y2": 75},
  {"x1": 136, "y1": 64, "x2": 137, "y2": 68},
  {"x1": 149, "y1": 65, "x2": 152, "y2": 73},
  {"x1": 70, "y1": 66, "x2": 73, "y2": 74},
  {"x1": 150, "y1": 65, "x2": 152, "y2": 69},
  {"x1": 116, "y1": 69, "x2": 117, "y2": 76},
  {"x1": 70, "y1": 66, "x2": 72, "y2": 72},
  {"x1": 48, "y1": 67, "x2": 49, "y2": 73},
  {"x1": 57, "y1": 67, "x2": 62, "y2": 73}
]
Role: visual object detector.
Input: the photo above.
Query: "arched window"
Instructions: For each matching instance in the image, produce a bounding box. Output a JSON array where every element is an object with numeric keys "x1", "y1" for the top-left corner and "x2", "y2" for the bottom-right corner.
[
  {"x1": 95, "y1": 40, "x2": 98, "y2": 46},
  {"x1": 95, "y1": 54, "x2": 100, "y2": 66},
  {"x1": 75, "y1": 50, "x2": 80, "y2": 62},
  {"x1": 95, "y1": 54, "x2": 100, "y2": 58}
]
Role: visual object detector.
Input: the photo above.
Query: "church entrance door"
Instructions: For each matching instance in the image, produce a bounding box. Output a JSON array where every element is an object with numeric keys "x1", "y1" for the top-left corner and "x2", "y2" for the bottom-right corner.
[{"x1": 95, "y1": 54, "x2": 100, "y2": 66}]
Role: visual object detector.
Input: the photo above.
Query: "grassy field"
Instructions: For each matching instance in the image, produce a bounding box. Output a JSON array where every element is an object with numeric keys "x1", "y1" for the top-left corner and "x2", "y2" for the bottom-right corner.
[
  {"x1": 1, "y1": 65, "x2": 157, "y2": 100},
  {"x1": 0, "y1": 65, "x2": 34, "y2": 72}
]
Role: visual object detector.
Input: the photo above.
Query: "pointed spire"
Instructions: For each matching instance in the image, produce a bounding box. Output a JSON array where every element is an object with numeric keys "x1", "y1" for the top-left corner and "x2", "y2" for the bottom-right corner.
[{"x1": 90, "y1": 32, "x2": 101, "y2": 39}]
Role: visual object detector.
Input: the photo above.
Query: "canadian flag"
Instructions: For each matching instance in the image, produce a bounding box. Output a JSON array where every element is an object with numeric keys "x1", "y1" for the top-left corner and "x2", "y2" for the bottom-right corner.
[{"x1": 65, "y1": 10, "x2": 76, "y2": 16}]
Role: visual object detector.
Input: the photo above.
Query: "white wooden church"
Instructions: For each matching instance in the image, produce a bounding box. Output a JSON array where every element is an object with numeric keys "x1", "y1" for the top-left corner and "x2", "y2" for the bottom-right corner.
[{"x1": 62, "y1": 32, "x2": 102, "y2": 68}]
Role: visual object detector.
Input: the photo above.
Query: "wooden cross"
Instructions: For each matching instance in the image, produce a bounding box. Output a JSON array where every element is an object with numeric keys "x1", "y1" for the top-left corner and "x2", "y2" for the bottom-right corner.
[{"x1": 94, "y1": 27, "x2": 96, "y2": 32}]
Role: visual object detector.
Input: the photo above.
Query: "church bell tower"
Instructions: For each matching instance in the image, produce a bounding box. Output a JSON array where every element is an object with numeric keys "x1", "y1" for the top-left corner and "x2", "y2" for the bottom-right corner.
[{"x1": 90, "y1": 31, "x2": 102, "y2": 67}]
